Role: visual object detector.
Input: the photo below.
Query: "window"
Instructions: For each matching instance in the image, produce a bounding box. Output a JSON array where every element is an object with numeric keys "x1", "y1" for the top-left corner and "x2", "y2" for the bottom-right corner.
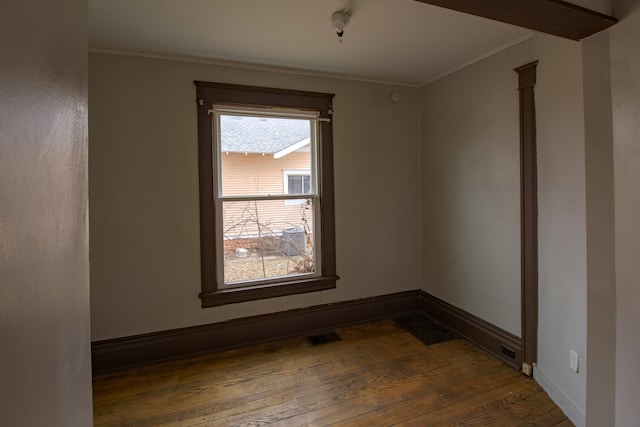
[
  {"x1": 283, "y1": 170, "x2": 311, "y2": 205},
  {"x1": 287, "y1": 173, "x2": 311, "y2": 195},
  {"x1": 195, "y1": 81, "x2": 338, "y2": 307}
]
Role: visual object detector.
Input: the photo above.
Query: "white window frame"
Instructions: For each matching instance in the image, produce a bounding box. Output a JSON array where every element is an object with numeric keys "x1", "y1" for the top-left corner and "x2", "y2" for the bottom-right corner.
[{"x1": 212, "y1": 106, "x2": 321, "y2": 289}]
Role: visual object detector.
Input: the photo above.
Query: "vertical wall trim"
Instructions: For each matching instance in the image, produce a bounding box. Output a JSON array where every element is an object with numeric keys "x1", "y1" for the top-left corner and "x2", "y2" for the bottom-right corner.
[{"x1": 515, "y1": 61, "x2": 539, "y2": 366}]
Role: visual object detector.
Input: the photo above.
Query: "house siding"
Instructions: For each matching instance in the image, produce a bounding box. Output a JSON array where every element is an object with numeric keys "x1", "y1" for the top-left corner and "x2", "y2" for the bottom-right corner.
[{"x1": 221, "y1": 151, "x2": 314, "y2": 246}]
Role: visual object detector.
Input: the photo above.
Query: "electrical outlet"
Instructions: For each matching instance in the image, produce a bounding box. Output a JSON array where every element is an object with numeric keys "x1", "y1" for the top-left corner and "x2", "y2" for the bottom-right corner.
[
  {"x1": 522, "y1": 362, "x2": 533, "y2": 376},
  {"x1": 570, "y1": 350, "x2": 579, "y2": 373},
  {"x1": 502, "y1": 345, "x2": 516, "y2": 359}
]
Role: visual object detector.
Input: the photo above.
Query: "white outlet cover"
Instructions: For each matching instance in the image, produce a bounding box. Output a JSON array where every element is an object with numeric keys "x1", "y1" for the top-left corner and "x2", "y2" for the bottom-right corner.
[{"x1": 570, "y1": 350, "x2": 579, "y2": 373}]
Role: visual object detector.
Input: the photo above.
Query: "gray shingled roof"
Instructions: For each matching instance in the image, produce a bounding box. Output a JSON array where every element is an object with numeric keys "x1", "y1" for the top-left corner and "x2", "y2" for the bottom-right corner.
[{"x1": 220, "y1": 115, "x2": 310, "y2": 154}]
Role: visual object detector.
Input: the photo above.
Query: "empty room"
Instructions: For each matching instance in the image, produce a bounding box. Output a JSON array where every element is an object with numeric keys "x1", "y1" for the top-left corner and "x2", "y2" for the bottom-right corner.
[{"x1": 2, "y1": 0, "x2": 639, "y2": 426}]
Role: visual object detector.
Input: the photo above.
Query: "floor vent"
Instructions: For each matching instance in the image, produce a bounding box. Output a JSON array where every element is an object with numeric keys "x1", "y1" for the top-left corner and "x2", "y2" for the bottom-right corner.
[
  {"x1": 393, "y1": 314, "x2": 458, "y2": 346},
  {"x1": 307, "y1": 331, "x2": 342, "y2": 346}
]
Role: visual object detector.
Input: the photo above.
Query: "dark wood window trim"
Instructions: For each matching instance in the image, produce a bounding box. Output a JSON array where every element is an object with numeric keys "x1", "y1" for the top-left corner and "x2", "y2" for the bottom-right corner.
[
  {"x1": 194, "y1": 81, "x2": 338, "y2": 307},
  {"x1": 514, "y1": 61, "x2": 538, "y2": 367}
]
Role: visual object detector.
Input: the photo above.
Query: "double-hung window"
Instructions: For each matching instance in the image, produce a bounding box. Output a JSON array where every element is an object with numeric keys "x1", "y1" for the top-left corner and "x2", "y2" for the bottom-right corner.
[{"x1": 195, "y1": 82, "x2": 338, "y2": 307}]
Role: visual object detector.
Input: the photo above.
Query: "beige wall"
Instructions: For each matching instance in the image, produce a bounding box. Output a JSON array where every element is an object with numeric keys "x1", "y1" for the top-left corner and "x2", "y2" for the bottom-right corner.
[
  {"x1": 564, "y1": 0, "x2": 612, "y2": 14},
  {"x1": 420, "y1": 22, "x2": 640, "y2": 426},
  {"x1": 582, "y1": 31, "x2": 616, "y2": 427},
  {"x1": 420, "y1": 42, "x2": 526, "y2": 337},
  {"x1": 0, "y1": 0, "x2": 92, "y2": 425},
  {"x1": 530, "y1": 33, "x2": 589, "y2": 426},
  {"x1": 609, "y1": 2, "x2": 640, "y2": 425},
  {"x1": 421, "y1": 34, "x2": 593, "y2": 426},
  {"x1": 89, "y1": 52, "x2": 421, "y2": 340}
]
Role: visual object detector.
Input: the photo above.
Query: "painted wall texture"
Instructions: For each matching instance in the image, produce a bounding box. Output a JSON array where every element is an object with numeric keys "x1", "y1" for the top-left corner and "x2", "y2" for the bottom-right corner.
[
  {"x1": 88, "y1": 53, "x2": 421, "y2": 340},
  {"x1": 420, "y1": 19, "x2": 640, "y2": 425},
  {"x1": 0, "y1": 0, "x2": 92, "y2": 425},
  {"x1": 610, "y1": 2, "x2": 640, "y2": 425},
  {"x1": 421, "y1": 34, "x2": 593, "y2": 426},
  {"x1": 530, "y1": 33, "x2": 589, "y2": 427},
  {"x1": 582, "y1": 30, "x2": 616, "y2": 427},
  {"x1": 565, "y1": 0, "x2": 612, "y2": 14},
  {"x1": 420, "y1": 42, "x2": 525, "y2": 337}
]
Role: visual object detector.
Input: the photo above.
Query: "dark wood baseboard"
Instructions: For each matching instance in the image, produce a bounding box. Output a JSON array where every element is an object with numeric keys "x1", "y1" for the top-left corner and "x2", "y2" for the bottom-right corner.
[
  {"x1": 92, "y1": 290, "x2": 421, "y2": 373},
  {"x1": 418, "y1": 291, "x2": 523, "y2": 369},
  {"x1": 92, "y1": 289, "x2": 523, "y2": 373}
]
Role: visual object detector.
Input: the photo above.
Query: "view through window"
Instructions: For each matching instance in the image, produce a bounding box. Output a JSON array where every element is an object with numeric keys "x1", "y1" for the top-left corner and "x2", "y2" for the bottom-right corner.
[{"x1": 214, "y1": 109, "x2": 320, "y2": 285}]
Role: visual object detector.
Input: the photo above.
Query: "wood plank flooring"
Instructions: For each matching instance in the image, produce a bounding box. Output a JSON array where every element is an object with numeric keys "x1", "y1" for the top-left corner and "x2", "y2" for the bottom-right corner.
[{"x1": 93, "y1": 320, "x2": 573, "y2": 426}]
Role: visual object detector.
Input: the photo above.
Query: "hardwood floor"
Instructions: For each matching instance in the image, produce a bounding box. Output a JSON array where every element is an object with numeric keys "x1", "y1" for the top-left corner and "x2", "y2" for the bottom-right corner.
[{"x1": 93, "y1": 320, "x2": 573, "y2": 426}]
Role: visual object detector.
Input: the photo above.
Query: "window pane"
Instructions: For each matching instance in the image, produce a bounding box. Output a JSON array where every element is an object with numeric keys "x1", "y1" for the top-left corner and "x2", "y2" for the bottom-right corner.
[
  {"x1": 303, "y1": 175, "x2": 311, "y2": 194},
  {"x1": 222, "y1": 198, "x2": 316, "y2": 284},
  {"x1": 219, "y1": 115, "x2": 313, "y2": 197},
  {"x1": 288, "y1": 175, "x2": 303, "y2": 194},
  {"x1": 287, "y1": 174, "x2": 312, "y2": 195}
]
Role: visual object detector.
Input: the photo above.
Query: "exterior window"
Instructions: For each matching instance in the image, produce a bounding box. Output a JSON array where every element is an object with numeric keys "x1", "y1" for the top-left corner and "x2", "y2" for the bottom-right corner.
[
  {"x1": 287, "y1": 174, "x2": 311, "y2": 195},
  {"x1": 283, "y1": 170, "x2": 311, "y2": 205},
  {"x1": 195, "y1": 81, "x2": 338, "y2": 307},
  {"x1": 216, "y1": 110, "x2": 318, "y2": 284}
]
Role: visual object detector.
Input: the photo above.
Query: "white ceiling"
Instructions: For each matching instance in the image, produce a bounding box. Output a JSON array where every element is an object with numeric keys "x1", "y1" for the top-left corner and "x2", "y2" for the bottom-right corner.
[{"x1": 89, "y1": 0, "x2": 532, "y2": 86}]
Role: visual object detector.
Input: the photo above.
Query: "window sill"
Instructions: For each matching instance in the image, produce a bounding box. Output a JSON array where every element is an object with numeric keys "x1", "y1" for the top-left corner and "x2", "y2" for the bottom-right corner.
[{"x1": 199, "y1": 276, "x2": 339, "y2": 308}]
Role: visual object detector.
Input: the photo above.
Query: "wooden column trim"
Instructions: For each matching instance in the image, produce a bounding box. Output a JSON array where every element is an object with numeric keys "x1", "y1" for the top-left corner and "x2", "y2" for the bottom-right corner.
[
  {"x1": 515, "y1": 61, "x2": 539, "y2": 367},
  {"x1": 412, "y1": 0, "x2": 616, "y2": 41}
]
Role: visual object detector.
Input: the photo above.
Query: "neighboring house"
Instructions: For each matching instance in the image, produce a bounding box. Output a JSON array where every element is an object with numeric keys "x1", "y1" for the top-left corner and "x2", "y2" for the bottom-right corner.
[{"x1": 219, "y1": 115, "x2": 314, "y2": 252}]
